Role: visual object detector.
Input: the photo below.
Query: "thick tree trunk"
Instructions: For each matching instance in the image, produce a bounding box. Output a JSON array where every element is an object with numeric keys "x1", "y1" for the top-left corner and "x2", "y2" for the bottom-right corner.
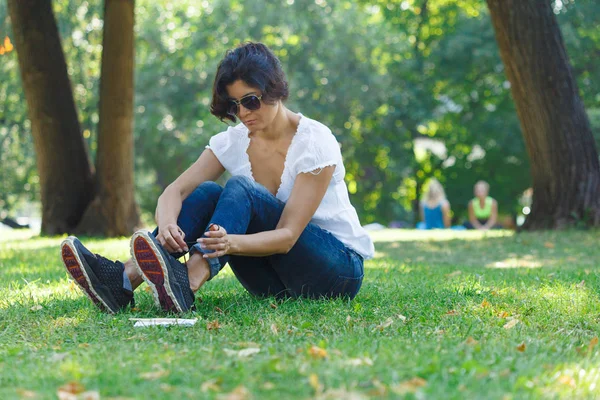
[
  {"x1": 8, "y1": 0, "x2": 95, "y2": 235},
  {"x1": 486, "y1": 0, "x2": 600, "y2": 229},
  {"x1": 76, "y1": 0, "x2": 140, "y2": 236}
]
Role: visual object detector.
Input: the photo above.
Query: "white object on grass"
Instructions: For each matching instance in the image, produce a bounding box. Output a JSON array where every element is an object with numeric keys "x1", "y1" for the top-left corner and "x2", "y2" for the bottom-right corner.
[{"x1": 129, "y1": 318, "x2": 198, "y2": 327}]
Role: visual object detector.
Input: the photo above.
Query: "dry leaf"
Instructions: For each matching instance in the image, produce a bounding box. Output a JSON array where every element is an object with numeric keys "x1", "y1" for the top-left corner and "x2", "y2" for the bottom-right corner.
[
  {"x1": 576, "y1": 280, "x2": 585, "y2": 288},
  {"x1": 503, "y1": 319, "x2": 519, "y2": 329},
  {"x1": 217, "y1": 385, "x2": 251, "y2": 400},
  {"x1": 215, "y1": 307, "x2": 224, "y2": 314},
  {"x1": 391, "y1": 377, "x2": 427, "y2": 394},
  {"x1": 480, "y1": 299, "x2": 491, "y2": 308},
  {"x1": 143, "y1": 286, "x2": 153, "y2": 294},
  {"x1": 78, "y1": 343, "x2": 90, "y2": 348},
  {"x1": 445, "y1": 310, "x2": 458, "y2": 316},
  {"x1": 464, "y1": 337, "x2": 479, "y2": 346},
  {"x1": 262, "y1": 382, "x2": 275, "y2": 390},
  {"x1": 16, "y1": 389, "x2": 37, "y2": 398},
  {"x1": 373, "y1": 317, "x2": 394, "y2": 331},
  {"x1": 49, "y1": 352, "x2": 69, "y2": 363},
  {"x1": 498, "y1": 311, "x2": 510, "y2": 318},
  {"x1": 544, "y1": 242, "x2": 555, "y2": 249},
  {"x1": 584, "y1": 269, "x2": 591, "y2": 275},
  {"x1": 201, "y1": 378, "x2": 222, "y2": 392},
  {"x1": 308, "y1": 345, "x2": 328, "y2": 359},
  {"x1": 557, "y1": 375, "x2": 576, "y2": 388},
  {"x1": 588, "y1": 337, "x2": 598, "y2": 353},
  {"x1": 270, "y1": 303, "x2": 278, "y2": 309},
  {"x1": 30, "y1": 305, "x2": 43, "y2": 311},
  {"x1": 270, "y1": 324, "x2": 278, "y2": 335},
  {"x1": 140, "y1": 369, "x2": 169, "y2": 380},
  {"x1": 397, "y1": 314, "x2": 407, "y2": 322},
  {"x1": 57, "y1": 382, "x2": 85, "y2": 398},
  {"x1": 445, "y1": 270, "x2": 462, "y2": 278},
  {"x1": 516, "y1": 342, "x2": 526, "y2": 352},
  {"x1": 309, "y1": 374, "x2": 321, "y2": 392},
  {"x1": 207, "y1": 320, "x2": 221, "y2": 331}
]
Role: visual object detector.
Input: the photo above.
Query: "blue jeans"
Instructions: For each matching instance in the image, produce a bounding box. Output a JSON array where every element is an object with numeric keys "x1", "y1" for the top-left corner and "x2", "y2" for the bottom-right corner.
[{"x1": 154, "y1": 176, "x2": 364, "y2": 299}]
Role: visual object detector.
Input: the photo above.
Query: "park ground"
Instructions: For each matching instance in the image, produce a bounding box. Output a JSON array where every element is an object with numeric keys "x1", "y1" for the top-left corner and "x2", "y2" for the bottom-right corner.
[{"x1": 0, "y1": 229, "x2": 599, "y2": 399}]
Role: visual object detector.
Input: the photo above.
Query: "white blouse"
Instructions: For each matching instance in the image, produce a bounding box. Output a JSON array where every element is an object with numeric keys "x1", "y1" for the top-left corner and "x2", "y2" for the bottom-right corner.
[{"x1": 206, "y1": 113, "x2": 375, "y2": 259}]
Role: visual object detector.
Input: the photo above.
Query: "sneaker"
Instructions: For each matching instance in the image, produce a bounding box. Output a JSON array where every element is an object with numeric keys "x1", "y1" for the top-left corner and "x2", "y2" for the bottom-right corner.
[
  {"x1": 130, "y1": 230, "x2": 195, "y2": 313},
  {"x1": 60, "y1": 236, "x2": 134, "y2": 314}
]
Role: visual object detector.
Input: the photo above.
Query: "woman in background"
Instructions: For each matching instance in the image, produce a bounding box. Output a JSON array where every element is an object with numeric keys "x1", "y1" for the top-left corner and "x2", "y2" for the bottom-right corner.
[
  {"x1": 465, "y1": 180, "x2": 499, "y2": 230},
  {"x1": 419, "y1": 179, "x2": 451, "y2": 229}
]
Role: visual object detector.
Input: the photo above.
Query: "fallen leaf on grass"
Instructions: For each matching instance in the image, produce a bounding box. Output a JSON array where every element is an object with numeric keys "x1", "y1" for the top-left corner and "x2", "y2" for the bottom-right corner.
[
  {"x1": 270, "y1": 303, "x2": 278, "y2": 309},
  {"x1": 588, "y1": 337, "x2": 598, "y2": 353},
  {"x1": 49, "y1": 352, "x2": 69, "y2": 362},
  {"x1": 224, "y1": 347, "x2": 260, "y2": 358},
  {"x1": 557, "y1": 375, "x2": 576, "y2": 388},
  {"x1": 140, "y1": 369, "x2": 169, "y2": 380},
  {"x1": 445, "y1": 270, "x2": 462, "y2": 278},
  {"x1": 16, "y1": 389, "x2": 37, "y2": 398},
  {"x1": 464, "y1": 337, "x2": 479, "y2": 346},
  {"x1": 270, "y1": 324, "x2": 278, "y2": 335},
  {"x1": 503, "y1": 319, "x2": 519, "y2": 329},
  {"x1": 445, "y1": 310, "x2": 458, "y2": 316},
  {"x1": 201, "y1": 378, "x2": 222, "y2": 392},
  {"x1": 309, "y1": 373, "x2": 323, "y2": 394},
  {"x1": 262, "y1": 382, "x2": 275, "y2": 390},
  {"x1": 480, "y1": 299, "x2": 491, "y2": 308},
  {"x1": 516, "y1": 342, "x2": 526, "y2": 352},
  {"x1": 391, "y1": 377, "x2": 427, "y2": 394},
  {"x1": 30, "y1": 305, "x2": 43, "y2": 311},
  {"x1": 215, "y1": 306, "x2": 224, "y2": 314},
  {"x1": 308, "y1": 345, "x2": 328, "y2": 359},
  {"x1": 576, "y1": 280, "x2": 585, "y2": 288},
  {"x1": 544, "y1": 242, "x2": 555, "y2": 249},
  {"x1": 498, "y1": 311, "x2": 510, "y2": 318},
  {"x1": 78, "y1": 343, "x2": 89, "y2": 348},
  {"x1": 207, "y1": 320, "x2": 221, "y2": 331},
  {"x1": 373, "y1": 317, "x2": 394, "y2": 332},
  {"x1": 217, "y1": 385, "x2": 251, "y2": 400},
  {"x1": 397, "y1": 314, "x2": 407, "y2": 322},
  {"x1": 57, "y1": 382, "x2": 99, "y2": 400}
]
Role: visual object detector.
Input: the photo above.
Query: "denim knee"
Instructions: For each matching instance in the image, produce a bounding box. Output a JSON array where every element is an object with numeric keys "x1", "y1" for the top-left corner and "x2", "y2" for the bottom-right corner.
[
  {"x1": 223, "y1": 175, "x2": 254, "y2": 193},
  {"x1": 183, "y1": 181, "x2": 222, "y2": 207}
]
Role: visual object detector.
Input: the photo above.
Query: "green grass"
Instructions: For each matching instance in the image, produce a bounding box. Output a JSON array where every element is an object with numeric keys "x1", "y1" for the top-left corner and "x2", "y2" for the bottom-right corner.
[{"x1": 1, "y1": 229, "x2": 599, "y2": 399}]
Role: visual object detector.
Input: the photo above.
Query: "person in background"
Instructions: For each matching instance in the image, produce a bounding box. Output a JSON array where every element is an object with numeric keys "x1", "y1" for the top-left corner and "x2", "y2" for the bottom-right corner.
[
  {"x1": 465, "y1": 180, "x2": 499, "y2": 230},
  {"x1": 419, "y1": 179, "x2": 451, "y2": 229}
]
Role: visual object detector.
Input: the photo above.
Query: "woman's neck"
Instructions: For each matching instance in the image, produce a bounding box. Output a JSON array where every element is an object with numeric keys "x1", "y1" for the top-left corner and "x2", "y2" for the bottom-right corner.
[{"x1": 254, "y1": 106, "x2": 299, "y2": 141}]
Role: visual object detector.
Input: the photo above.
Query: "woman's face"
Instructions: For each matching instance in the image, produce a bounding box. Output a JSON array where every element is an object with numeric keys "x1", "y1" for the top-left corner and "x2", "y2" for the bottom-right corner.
[
  {"x1": 474, "y1": 183, "x2": 489, "y2": 198},
  {"x1": 226, "y1": 80, "x2": 279, "y2": 131}
]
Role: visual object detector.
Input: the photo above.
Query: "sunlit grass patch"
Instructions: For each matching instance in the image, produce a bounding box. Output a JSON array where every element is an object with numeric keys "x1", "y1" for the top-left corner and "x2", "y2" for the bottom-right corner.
[{"x1": 0, "y1": 229, "x2": 599, "y2": 399}]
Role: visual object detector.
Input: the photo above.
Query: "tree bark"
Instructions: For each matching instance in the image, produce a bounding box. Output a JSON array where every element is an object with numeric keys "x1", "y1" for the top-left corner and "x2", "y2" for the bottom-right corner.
[
  {"x1": 76, "y1": 0, "x2": 140, "y2": 235},
  {"x1": 486, "y1": 0, "x2": 600, "y2": 229},
  {"x1": 7, "y1": 0, "x2": 95, "y2": 235}
]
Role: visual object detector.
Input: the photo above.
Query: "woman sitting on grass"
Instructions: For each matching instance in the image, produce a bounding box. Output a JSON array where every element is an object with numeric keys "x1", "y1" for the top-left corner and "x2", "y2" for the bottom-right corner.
[
  {"x1": 60, "y1": 42, "x2": 374, "y2": 314},
  {"x1": 419, "y1": 179, "x2": 451, "y2": 229},
  {"x1": 464, "y1": 180, "x2": 500, "y2": 230}
]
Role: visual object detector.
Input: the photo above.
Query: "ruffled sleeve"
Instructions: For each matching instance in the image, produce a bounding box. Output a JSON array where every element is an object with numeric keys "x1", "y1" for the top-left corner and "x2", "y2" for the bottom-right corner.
[
  {"x1": 205, "y1": 125, "x2": 241, "y2": 173},
  {"x1": 293, "y1": 127, "x2": 341, "y2": 175}
]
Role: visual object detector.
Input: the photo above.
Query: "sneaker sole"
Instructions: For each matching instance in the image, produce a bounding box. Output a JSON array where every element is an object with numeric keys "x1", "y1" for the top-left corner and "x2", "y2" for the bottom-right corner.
[
  {"x1": 130, "y1": 231, "x2": 183, "y2": 313},
  {"x1": 60, "y1": 237, "x2": 115, "y2": 314}
]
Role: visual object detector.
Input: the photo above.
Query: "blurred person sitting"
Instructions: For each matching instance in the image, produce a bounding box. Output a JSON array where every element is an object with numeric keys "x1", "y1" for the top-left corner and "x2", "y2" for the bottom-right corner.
[
  {"x1": 419, "y1": 179, "x2": 451, "y2": 229},
  {"x1": 464, "y1": 180, "x2": 500, "y2": 230}
]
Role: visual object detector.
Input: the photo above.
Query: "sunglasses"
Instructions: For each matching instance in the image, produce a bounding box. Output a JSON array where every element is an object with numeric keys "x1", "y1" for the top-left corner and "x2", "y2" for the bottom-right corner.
[{"x1": 227, "y1": 94, "x2": 262, "y2": 116}]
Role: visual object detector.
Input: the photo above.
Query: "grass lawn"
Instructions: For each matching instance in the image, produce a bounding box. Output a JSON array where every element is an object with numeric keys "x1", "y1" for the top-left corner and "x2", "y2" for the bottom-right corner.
[{"x1": 1, "y1": 229, "x2": 599, "y2": 399}]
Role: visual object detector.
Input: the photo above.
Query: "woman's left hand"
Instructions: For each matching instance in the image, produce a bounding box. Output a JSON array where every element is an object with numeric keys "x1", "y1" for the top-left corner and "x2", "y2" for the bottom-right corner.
[{"x1": 197, "y1": 224, "x2": 232, "y2": 258}]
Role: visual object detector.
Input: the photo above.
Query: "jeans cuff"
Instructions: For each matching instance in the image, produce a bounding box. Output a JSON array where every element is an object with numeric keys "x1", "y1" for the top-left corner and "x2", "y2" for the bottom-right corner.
[{"x1": 189, "y1": 243, "x2": 221, "y2": 281}]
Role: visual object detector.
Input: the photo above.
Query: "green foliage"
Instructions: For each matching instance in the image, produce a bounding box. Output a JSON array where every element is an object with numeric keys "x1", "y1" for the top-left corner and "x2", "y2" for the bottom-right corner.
[
  {"x1": 1, "y1": 0, "x2": 599, "y2": 224},
  {"x1": 1, "y1": 229, "x2": 600, "y2": 398}
]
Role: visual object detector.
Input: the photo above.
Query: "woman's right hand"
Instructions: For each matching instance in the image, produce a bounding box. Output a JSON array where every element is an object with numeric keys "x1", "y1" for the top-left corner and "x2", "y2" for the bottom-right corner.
[{"x1": 156, "y1": 223, "x2": 188, "y2": 253}]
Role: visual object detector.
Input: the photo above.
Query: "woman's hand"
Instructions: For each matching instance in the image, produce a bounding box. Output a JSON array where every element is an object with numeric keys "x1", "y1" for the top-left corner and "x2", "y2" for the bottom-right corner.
[
  {"x1": 197, "y1": 224, "x2": 233, "y2": 258},
  {"x1": 156, "y1": 223, "x2": 188, "y2": 253}
]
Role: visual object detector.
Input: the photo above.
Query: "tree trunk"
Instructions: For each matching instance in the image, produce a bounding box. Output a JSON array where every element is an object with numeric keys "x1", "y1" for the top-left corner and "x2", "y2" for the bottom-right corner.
[
  {"x1": 7, "y1": 0, "x2": 95, "y2": 235},
  {"x1": 76, "y1": 0, "x2": 140, "y2": 236},
  {"x1": 486, "y1": 0, "x2": 600, "y2": 229}
]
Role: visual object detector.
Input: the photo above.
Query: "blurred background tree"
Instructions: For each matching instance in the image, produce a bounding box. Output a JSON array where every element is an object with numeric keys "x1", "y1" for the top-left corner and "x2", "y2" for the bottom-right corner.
[{"x1": 1, "y1": 0, "x2": 599, "y2": 232}]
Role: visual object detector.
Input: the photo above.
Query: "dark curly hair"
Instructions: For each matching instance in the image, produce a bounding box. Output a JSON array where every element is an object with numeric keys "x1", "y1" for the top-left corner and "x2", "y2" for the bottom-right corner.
[{"x1": 210, "y1": 42, "x2": 289, "y2": 123}]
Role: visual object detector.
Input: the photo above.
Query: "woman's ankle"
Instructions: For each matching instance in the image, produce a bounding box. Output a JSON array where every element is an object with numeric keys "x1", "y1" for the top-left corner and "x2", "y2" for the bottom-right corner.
[{"x1": 187, "y1": 253, "x2": 211, "y2": 292}]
